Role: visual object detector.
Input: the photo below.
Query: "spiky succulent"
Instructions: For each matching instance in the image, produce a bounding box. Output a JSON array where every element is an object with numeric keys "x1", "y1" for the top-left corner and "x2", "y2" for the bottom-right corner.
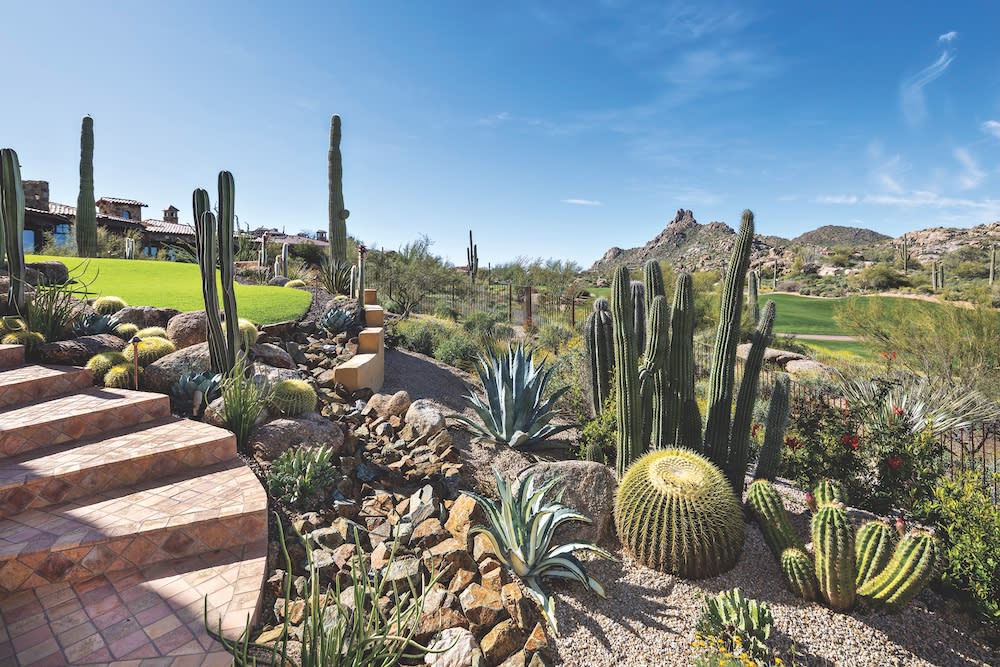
[
  {"x1": 615, "y1": 448, "x2": 745, "y2": 578},
  {"x1": 780, "y1": 547, "x2": 820, "y2": 602},
  {"x1": 171, "y1": 371, "x2": 222, "y2": 416},
  {"x1": 745, "y1": 479, "x2": 802, "y2": 558},
  {"x1": 0, "y1": 316, "x2": 26, "y2": 334},
  {"x1": 86, "y1": 351, "x2": 128, "y2": 383},
  {"x1": 2, "y1": 330, "x2": 44, "y2": 348},
  {"x1": 238, "y1": 318, "x2": 259, "y2": 350},
  {"x1": 696, "y1": 588, "x2": 774, "y2": 663},
  {"x1": 284, "y1": 279, "x2": 307, "y2": 288},
  {"x1": 73, "y1": 312, "x2": 121, "y2": 337},
  {"x1": 857, "y1": 530, "x2": 939, "y2": 611},
  {"x1": 453, "y1": 343, "x2": 572, "y2": 450},
  {"x1": 92, "y1": 296, "x2": 127, "y2": 315},
  {"x1": 104, "y1": 363, "x2": 139, "y2": 389},
  {"x1": 319, "y1": 306, "x2": 357, "y2": 337},
  {"x1": 466, "y1": 469, "x2": 615, "y2": 636},
  {"x1": 123, "y1": 336, "x2": 176, "y2": 367},
  {"x1": 135, "y1": 326, "x2": 167, "y2": 339},
  {"x1": 269, "y1": 379, "x2": 318, "y2": 417},
  {"x1": 114, "y1": 323, "x2": 139, "y2": 339},
  {"x1": 855, "y1": 520, "x2": 897, "y2": 588}
]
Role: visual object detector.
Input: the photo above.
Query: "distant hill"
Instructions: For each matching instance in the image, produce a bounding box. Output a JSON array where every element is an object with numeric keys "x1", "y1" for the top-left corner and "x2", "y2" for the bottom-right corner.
[
  {"x1": 590, "y1": 211, "x2": 999, "y2": 275},
  {"x1": 792, "y1": 225, "x2": 890, "y2": 247}
]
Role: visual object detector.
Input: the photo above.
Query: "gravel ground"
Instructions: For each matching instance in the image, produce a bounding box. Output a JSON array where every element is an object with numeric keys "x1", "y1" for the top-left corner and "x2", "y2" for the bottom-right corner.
[
  {"x1": 384, "y1": 346, "x2": 1000, "y2": 666},
  {"x1": 549, "y1": 482, "x2": 999, "y2": 667}
]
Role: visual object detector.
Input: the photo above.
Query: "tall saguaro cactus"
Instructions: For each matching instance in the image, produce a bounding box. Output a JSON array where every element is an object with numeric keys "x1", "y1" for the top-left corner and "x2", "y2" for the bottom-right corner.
[
  {"x1": 704, "y1": 210, "x2": 755, "y2": 468},
  {"x1": 328, "y1": 114, "x2": 350, "y2": 264},
  {"x1": 0, "y1": 149, "x2": 27, "y2": 315},
  {"x1": 467, "y1": 230, "x2": 479, "y2": 284},
  {"x1": 748, "y1": 270, "x2": 760, "y2": 326},
  {"x1": 666, "y1": 273, "x2": 699, "y2": 450},
  {"x1": 76, "y1": 116, "x2": 98, "y2": 258},
  {"x1": 639, "y1": 295, "x2": 670, "y2": 450},
  {"x1": 898, "y1": 234, "x2": 909, "y2": 274},
  {"x1": 612, "y1": 266, "x2": 641, "y2": 478},
  {"x1": 989, "y1": 245, "x2": 996, "y2": 286},
  {"x1": 584, "y1": 298, "x2": 613, "y2": 417},
  {"x1": 193, "y1": 172, "x2": 241, "y2": 375}
]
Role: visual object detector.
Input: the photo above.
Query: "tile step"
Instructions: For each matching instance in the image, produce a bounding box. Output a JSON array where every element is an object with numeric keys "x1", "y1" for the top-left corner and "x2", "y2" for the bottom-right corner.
[
  {"x1": 0, "y1": 363, "x2": 94, "y2": 409},
  {"x1": 0, "y1": 344, "x2": 24, "y2": 370},
  {"x1": 0, "y1": 541, "x2": 266, "y2": 665},
  {"x1": 0, "y1": 387, "x2": 171, "y2": 458},
  {"x1": 0, "y1": 461, "x2": 267, "y2": 593},
  {"x1": 0, "y1": 418, "x2": 237, "y2": 517}
]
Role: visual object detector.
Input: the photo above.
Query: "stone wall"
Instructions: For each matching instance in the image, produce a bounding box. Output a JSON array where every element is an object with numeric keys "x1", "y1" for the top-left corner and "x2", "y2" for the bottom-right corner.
[{"x1": 22, "y1": 180, "x2": 49, "y2": 211}]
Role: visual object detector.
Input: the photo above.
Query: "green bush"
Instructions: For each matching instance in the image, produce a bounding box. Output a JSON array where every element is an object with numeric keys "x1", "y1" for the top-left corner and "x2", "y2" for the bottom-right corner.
[
  {"x1": 432, "y1": 330, "x2": 480, "y2": 370},
  {"x1": 916, "y1": 472, "x2": 1000, "y2": 626},
  {"x1": 537, "y1": 322, "x2": 575, "y2": 354},
  {"x1": 267, "y1": 446, "x2": 342, "y2": 510},
  {"x1": 395, "y1": 317, "x2": 450, "y2": 356}
]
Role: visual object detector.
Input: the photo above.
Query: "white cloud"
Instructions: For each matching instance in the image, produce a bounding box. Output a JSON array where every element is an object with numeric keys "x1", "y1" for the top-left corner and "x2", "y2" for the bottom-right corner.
[
  {"x1": 982, "y1": 120, "x2": 1000, "y2": 139},
  {"x1": 954, "y1": 147, "x2": 985, "y2": 190},
  {"x1": 477, "y1": 112, "x2": 511, "y2": 126},
  {"x1": 561, "y1": 198, "x2": 602, "y2": 206},
  {"x1": 816, "y1": 195, "x2": 859, "y2": 204},
  {"x1": 900, "y1": 45, "x2": 956, "y2": 126},
  {"x1": 867, "y1": 144, "x2": 907, "y2": 194},
  {"x1": 863, "y1": 191, "x2": 996, "y2": 209},
  {"x1": 938, "y1": 31, "x2": 958, "y2": 43}
]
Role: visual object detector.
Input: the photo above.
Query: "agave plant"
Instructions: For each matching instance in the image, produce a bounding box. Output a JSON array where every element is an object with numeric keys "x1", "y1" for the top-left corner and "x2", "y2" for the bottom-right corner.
[
  {"x1": 320, "y1": 305, "x2": 357, "y2": 337},
  {"x1": 453, "y1": 343, "x2": 572, "y2": 450},
  {"x1": 171, "y1": 371, "x2": 223, "y2": 417},
  {"x1": 72, "y1": 312, "x2": 121, "y2": 337},
  {"x1": 466, "y1": 469, "x2": 615, "y2": 636},
  {"x1": 318, "y1": 256, "x2": 353, "y2": 296}
]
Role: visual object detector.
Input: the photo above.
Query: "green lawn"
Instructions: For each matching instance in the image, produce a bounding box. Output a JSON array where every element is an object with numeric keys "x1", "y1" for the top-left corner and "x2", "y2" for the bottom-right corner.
[
  {"x1": 27, "y1": 255, "x2": 312, "y2": 324},
  {"x1": 760, "y1": 293, "x2": 946, "y2": 336},
  {"x1": 800, "y1": 339, "x2": 877, "y2": 362}
]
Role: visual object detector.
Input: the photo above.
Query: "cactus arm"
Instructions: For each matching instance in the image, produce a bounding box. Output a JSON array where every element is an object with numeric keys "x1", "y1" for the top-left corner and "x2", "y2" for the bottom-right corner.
[
  {"x1": 781, "y1": 547, "x2": 820, "y2": 602},
  {"x1": 76, "y1": 116, "x2": 98, "y2": 258},
  {"x1": 753, "y1": 374, "x2": 789, "y2": 481},
  {"x1": 666, "y1": 273, "x2": 699, "y2": 450},
  {"x1": 639, "y1": 295, "x2": 670, "y2": 451},
  {"x1": 217, "y1": 172, "x2": 239, "y2": 370},
  {"x1": 584, "y1": 299, "x2": 613, "y2": 417},
  {"x1": 643, "y1": 260, "x2": 665, "y2": 309},
  {"x1": 612, "y1": 267, "x2": 641, "y2": 478},
  {"x1": 811, "y1": 504, "x2": 857, "y2": 611},
  {"x1": 857, "y1": 531, "x2": 938, "y2": 611},
  {"x1": 727, "y1": 299, "x2": 776, "y2": 490},
  {"x1": 745, "y1": 480, "x2": 803, "y2": 557},
  {"x1": 855, "y1": 520, "x2": 897, "y2": 588},
  {"x1": 328, "y1": 114, "x2": 349, "y2": 263},
  {"x1": 631, "y1": 280, "x2": 646, "y2": 360},
  {"x1": 0, "y1": 149, "x2": 27, "y2": 315},
  {"x1": 704, "y1": 210, "x2": 755, "y2": 468},
  {"x1": 193, "y1": 191, "x2": 226, "y2": 375},
  {"x1": 748, "y1": 270, "x2": 760, "y2": 325}
]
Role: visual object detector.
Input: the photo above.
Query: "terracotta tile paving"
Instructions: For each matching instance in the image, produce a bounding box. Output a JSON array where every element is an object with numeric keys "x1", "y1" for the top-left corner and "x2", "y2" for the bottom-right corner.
[
  {"x1": 0, "y1": 348, "x2": 269, "y2": 665},
  {"x1": 0, "y1": 365, "x2": 94, "y2": 409}
]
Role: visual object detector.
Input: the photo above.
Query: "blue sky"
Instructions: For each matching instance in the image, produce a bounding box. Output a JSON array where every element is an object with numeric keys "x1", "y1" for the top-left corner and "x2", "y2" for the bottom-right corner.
[{"x1": 2, "y1": 1, "x2": 999, "y2": 266}]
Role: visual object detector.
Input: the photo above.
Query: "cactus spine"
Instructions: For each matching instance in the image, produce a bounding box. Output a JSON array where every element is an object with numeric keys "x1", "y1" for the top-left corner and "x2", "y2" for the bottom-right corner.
[
  {"x1": 666, "y1": 273, "x2": 700, "y2": 450},
  {"x1": 727, "y1": 299, "x2": 775, "y2": 489},
  {"x1": 193, "y1": 172, "x2": 241, "y2": 375},
  {"x1": 745, "y1": 480, "x2": 802, "y2": 557},
  {"x1": 748, "y1": 270, "x2": 760, "y2": 325},
  {"x1": 76, "y1": 116, "x2": 98, "y2": 258},
  {"x1": 328, "y1": 114, "x2": 350, "y2": 264},
  {"x1": 704, "y1": 210, "x2": 755, "y2": 471},
  {"x1": 630, "y1": 280, "x2": 646, "y2": 359},
  {"x1": 467, "y1": 230, "x2": 479, "y2": 284},
  {"x1": 639, "y1": 295, "x2": 670, "y2": 450},
  {"x1": 855, "y1": 520, "x2": 897, "y2": 588},
  {"x1": 781, "y1": 547, "x2": 820, "y2": 602},
  {"x1": 584, "y1": 298, "x2": 613, "y2": 417},
  {"x1": 753, "y1": 374, "x2": 789, "y2": 482},
  {"x1": 0, "y1": 149, "x2": 27, "y2": 315},
  {"x1": 812, "y1": 503, "x2": 856, "y2": 611},
  {"x1": 857, "y1": 530, "x2": 938, "y2": 611},
  {"x1": 612, "y1": 266, "x2": 641, "y2": 478}
]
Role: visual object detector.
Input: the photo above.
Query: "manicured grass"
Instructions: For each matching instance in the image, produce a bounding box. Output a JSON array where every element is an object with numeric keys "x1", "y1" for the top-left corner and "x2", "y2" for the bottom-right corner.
[
  {"x1": 27, "y1": 255, "x2": 312, "y2": 324},
  {"x1": 800, "y1": 339, "x2": 877, "y2": 362},
  {"x1": 760, "y1": 293, "x2": 947, "y2": 336}
]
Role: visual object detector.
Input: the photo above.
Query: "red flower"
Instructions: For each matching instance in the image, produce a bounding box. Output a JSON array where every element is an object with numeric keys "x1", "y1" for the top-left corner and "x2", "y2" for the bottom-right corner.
[
  {"x1": 752, "y1": 422, "x2": 762, "y2": 437},
  {"x1": 886, "y1": 455, "x2": 905, "y2": 470},
  {"x1": 784, "y1": 436, "x2": 802, "y2": 450},
  {"x1": 841, "y1": 434, "x2": 860, "y2": 450},
  {"x1": 892, "y1": 406, "x2": 904, "y2": 417},
  {"x1": 892, "y1": 351, "x2": 897, "y2": 360}
]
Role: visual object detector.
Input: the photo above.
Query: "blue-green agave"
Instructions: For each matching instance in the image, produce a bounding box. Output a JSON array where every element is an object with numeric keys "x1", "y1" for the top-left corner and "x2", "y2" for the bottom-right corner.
[
  {"x1": 319, "y1": 306, "x2": 357, "y2": 337},
  {"x1": 466, "y1": 469, "x2": 615, "y2": 636},
  {"x1": 171, "y1": 371, "x2": 223, "y2": 416},
  {"x1": 454, "y1": 343, "x2": 572, "y2": 450},
  {"x1": 73, "y1": 312, "x2": 122, "y2": 337}
]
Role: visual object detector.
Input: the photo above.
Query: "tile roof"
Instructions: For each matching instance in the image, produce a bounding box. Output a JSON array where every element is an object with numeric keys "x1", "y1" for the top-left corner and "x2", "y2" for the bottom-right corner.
[
  {"x1": 143, "y1": 219, "x2": 196, "y2": 236},
  {"x1": 97, "y1": 197, "x2": 147, "y2": 207},
  {"x1": 47, "y1": 202, "x2": 144, "y2": 227},
  {"x1": 48, "y1": 202, "x2": 76, "y2": 217}
]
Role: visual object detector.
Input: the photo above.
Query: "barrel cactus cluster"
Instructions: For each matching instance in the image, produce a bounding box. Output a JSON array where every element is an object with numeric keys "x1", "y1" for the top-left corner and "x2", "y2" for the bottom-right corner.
[
  {"x1": 746, "y1": 478, "x2": 939, "y2": 612},
  {"x1": 269, "y1": 379, "x2": 318, "y2": 417}
]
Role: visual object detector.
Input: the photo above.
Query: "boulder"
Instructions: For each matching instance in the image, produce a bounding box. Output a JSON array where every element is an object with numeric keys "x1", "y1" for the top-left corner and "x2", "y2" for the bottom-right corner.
[
  {"x1": 252, "y1": 343, "x2": 296, "y2": 369},
  {"x1": 736, "y1": 343, "x2": 810, "y2": 367},
  {"x1": 166, "y1": 310, "x2": 207, "y2": 349},
  {"x1": 515, "y1": 461, "x2": 618, "y2": 547},
  {"x1": 35, "y1": 334, "x2": 126, "y2": 366},
  {"x1": 114, "y1": 306, "x2": 180, "y2": 329},
  {"x1": 480, "y1": 620, "x2": 524, "y2": 665},
  {"x1": 404, "y1": 399, "x2": 448, "y2": 439},
  {"x1": 268, "y1": 276, "x2": 290, "y2": 286},
  {"x1": 785, "y1": 359, "x2": 835, "y2": 379},
  {"x1": 142, "y1": 342, "x2": 212, "y2": 395},
  {"x1": 25, "y1": 261, "x2": 68, "y2": 285},
  {"x1": 250, "y1": 413, "x2": 345, "y2": 461},
  {"x1": 459, "y1": 583, "x2": 505, "y2": 628},
  {"x1": 364, "y1": 390, "x2": 412, "y2": 419},
  {"x1": 444, "y1": 494, "x2": 483, "y2": 548}
]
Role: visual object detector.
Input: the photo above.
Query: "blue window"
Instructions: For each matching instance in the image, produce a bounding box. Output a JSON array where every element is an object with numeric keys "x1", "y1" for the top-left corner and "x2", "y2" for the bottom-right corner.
[
  {"x1": 23, "y1": 230, "x2": 35, "y2": 253},
  {"x1": 54, "y1": 223, "x2": 70, "y2": 246},
  {"x1": 121, "y1": 210, "x2": 131, "y2": 220}
]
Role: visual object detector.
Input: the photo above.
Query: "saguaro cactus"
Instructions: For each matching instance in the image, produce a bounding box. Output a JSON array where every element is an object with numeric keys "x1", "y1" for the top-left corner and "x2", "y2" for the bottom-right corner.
[
  {"x1": 0, "y1": 149, "x2": 27, "y2": 315},
  {"x1": 467, "y1": 230, "x2": 479, "y2": 284},
  {"x1": 748, "y1": 270, "x2": 760, "y2": 325},
  {"x1": 631, "y1": 280, "x2": 646, "y2": 357},
  {"x1": 727, "y1": 299, "x2": 775, "y2": 489},
  {"x1": 193, "y1": 172, "x2": 241, "y2": 375},
  {"x1": 704, "y1": 210, "x2": 755, "y2": 468},
  {"x1": 639, "y1": 295, "x2": 670, "y2": 450},
  {"x1": 643, "y1": 260, "x2": 665, "y2": 309},
  {"x1": 612, "y1": 266, "x2": 641, "y2": 478},
  {"x1": 666, "y1": 273, "x2": 699, "y2": 450},
  {"x1": 898, "y1": 234, "x2": 909, "y2": 274},
  {"x1": 585, "y1": 298, "x2": 613, "y2": 417},
  {"x1": 76, "y1": 116, "x2": 98, "y2": 258},
  {"x1": 328, "y1": 114, "x2": 350, "y2": 264}
]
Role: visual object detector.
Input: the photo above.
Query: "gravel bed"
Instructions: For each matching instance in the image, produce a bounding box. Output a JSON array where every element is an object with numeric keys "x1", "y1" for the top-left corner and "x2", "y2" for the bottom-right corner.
[{"x1": 548, "y1": 482, "x2": 999, "y2": 667}]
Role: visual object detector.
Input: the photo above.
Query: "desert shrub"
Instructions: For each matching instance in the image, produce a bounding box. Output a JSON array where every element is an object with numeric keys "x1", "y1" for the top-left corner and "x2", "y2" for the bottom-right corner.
[
  {"x1": 776, "y1": 280, "x2": 800, "y2": 293},
  {"x1": 850, "y1": 263, "x2": 909, "y2": 291},
  {"x1": 395, "y1": 317, "x2": 451, "y2": 356},
  {"x1": 432, "y1": 330, "x2": 480, "y2": 370},
  {"x1": 289, "y1": 242, "x2": 326, "y2": 267},
  {"x1": 537, "y1": 322, "x2": 575, "y2": 354},
  {"x1": 578, "y1": 392, "x2": 616, "y2": 463},
  {"x1": 433, "y1": 304, "x2": 460, "y2": 322},
  {"x1": 916, "y1": 472, "x2": 1000, "y2": 626}
]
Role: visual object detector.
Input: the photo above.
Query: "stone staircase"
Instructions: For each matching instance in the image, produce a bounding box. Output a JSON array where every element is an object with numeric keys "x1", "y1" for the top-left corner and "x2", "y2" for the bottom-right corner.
[
  {"x1": 0, "y1": 343, "x2": 267, "y2": 665},
  {"x1": 332, "y1": 289, "x2": 385, "y2": 392}
]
